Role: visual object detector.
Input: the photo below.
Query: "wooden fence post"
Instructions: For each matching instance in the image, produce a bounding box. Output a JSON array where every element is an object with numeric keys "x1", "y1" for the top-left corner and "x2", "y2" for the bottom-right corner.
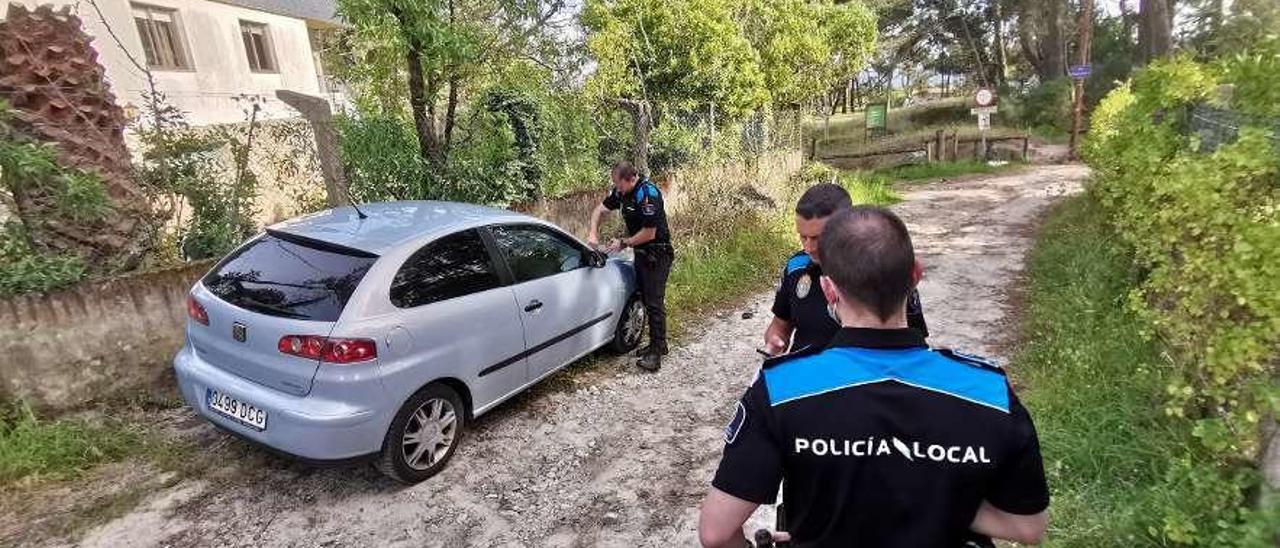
[{"x1": 935, "y1": 129, "x2": 944, "y2": 163}]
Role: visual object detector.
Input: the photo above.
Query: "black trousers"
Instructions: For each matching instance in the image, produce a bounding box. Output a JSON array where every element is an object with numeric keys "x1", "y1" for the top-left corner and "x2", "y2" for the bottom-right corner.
[{"x1": 634, "y1": 245, "x2": 674, "y2": 352}]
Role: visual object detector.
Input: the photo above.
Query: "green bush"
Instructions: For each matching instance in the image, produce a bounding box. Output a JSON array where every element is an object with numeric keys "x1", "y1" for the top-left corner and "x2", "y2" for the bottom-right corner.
[
  {"x1": 1007, "y1": 79, "x2": 1074, "y2": 134},
  {"x1": 1082, "y1": 53, "x2": 1280, "y2": 545},
  {"x1": 337, "y1": 115, "x2": 432, "y2": 202},
  {"x1": 0, "y1": 223, "x2": 86, "y2": 297}
]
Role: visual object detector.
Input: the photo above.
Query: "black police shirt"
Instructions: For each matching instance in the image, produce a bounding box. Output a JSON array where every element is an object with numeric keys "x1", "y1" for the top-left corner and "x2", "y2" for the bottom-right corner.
[
  {"x1": 773, "y1": 251, "x2": 929, "y2": 352},
  {"x1": 602, "y1": 179, "x2": 670, "y2": 248},
  {"x1": 712, "y1": 328, "x2": 1050, "y2": 547}
]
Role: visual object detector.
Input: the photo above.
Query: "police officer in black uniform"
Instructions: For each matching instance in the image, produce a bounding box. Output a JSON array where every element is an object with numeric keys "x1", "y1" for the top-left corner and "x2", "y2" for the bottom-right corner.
[
  {"x1": 765, "y1": 183, "x2": 929, "y2": 355},
  {"x1": 588, "y1": 161, "x2": 673, "y2": 372},
  {"x1": 699, "y1": 206, "x2": 1050, "y2": 548}
]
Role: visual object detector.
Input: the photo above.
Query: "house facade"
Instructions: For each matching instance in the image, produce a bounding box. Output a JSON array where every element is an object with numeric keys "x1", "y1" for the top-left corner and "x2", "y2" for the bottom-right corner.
[{"x1": 1, "y1": 0, "x2": 344, "y2": 126}]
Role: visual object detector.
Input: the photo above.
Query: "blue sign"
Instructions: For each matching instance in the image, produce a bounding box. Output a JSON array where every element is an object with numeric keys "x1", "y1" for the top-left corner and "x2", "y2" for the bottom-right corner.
[{"x1": 1068, "y1": 64, "x2": 1092, "y2": 79}]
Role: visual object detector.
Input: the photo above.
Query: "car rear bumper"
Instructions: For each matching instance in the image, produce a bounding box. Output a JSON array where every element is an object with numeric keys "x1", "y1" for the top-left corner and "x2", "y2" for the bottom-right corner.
[{"x1": 173, "y1": 343, "x2": 390, "y2": 460}]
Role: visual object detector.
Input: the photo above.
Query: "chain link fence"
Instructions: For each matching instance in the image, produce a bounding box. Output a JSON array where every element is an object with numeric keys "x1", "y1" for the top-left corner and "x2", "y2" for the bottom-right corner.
[{"x1": 1187, "y1": 103, "x2": 1280, "y2": 153}]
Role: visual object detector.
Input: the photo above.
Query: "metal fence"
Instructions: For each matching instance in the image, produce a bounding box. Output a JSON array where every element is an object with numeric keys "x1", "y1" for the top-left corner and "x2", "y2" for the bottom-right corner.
[{"x1": 1187, "y1": 103, "x2": 1280, "y2": 153}]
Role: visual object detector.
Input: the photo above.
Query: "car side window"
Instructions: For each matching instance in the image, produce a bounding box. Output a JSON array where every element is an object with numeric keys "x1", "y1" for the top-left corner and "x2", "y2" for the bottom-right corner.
[
  {"x1": 489, "y1": 225, "x2": 586, "y2": 283},
  {"x1": 390, "y1": 229, "x2": 501, "y2": 308}
]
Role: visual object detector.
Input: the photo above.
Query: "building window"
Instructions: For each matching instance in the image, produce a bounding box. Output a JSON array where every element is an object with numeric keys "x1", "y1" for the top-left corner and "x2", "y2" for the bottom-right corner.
[
  {"x1": 240, "y1": 21, "x2": 277, "y2": 73},
  {"x1": 132, "y1": 4, "x2": 191, "y2": 70}
]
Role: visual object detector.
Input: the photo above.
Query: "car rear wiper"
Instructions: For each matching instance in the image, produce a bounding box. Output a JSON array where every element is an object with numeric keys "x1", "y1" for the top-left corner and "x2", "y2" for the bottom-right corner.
[{"x1": 217, "y1": 274, "x2": 337, "y2": 294}]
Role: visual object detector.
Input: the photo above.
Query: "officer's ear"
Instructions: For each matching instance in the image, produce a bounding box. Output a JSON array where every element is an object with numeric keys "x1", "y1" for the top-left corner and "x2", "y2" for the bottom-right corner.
[
  {"x1": 820, "y1": 275, "x2": 840, "y2": 305},
  {"x1": 910, "y1": 259, "x2": 924, "y2": 288}
]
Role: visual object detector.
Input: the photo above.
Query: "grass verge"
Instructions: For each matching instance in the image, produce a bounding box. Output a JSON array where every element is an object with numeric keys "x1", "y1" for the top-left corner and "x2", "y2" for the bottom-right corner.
[
  {"x1": 1013, "y1": 195, "x2": 1277, "y2": 546},
  {"x1": 0, "y1": 402, "x2": 143, "y2": 486}
]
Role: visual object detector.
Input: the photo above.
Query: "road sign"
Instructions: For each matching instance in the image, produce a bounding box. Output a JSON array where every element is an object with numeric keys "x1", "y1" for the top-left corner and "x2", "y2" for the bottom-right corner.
[
  {"x1": 970, "y1": 106, "x2": 998, "y2": 115},
  {"x1": 974, "y1": 88, "x2": 996, "y2": 107},
  {"x1": 977, "y1": 112, "x2": 991, "y2": 131},
  {"x1": 1068, "y1": 64, "x2": 1092, "y2": 79},
  {"x1": 865, "y1": 103, "x2": 887, "y2": 130}
]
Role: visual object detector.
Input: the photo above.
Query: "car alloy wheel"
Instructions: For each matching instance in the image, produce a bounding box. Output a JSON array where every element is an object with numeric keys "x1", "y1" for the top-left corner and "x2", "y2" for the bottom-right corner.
[
  {"x1": 623, "y1": 299, "x2": 645, "y2": 347},
  {"x1": 402, "y1": 397, "x2": 457, "y2": 470}
]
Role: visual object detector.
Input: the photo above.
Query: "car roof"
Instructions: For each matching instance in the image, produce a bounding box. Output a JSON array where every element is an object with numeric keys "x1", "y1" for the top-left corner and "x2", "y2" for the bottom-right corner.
[{"x1": 267, "y1": 200, "x2": 543, "y2": 255}]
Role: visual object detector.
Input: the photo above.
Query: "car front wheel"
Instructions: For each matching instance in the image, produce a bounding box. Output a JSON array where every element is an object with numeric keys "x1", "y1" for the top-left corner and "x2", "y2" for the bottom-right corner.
[
  {"x1": 375, "y1": 382, "x2": 465, "y2": 484},
  {"x1": 610, "y1": 294, "x2": 645, "y2": 353}
]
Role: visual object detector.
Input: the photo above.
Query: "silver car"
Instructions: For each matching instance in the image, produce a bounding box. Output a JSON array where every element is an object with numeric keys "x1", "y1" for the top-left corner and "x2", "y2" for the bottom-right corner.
[{"x1": 173, "y1": 201, "x2": 644, "y2": 483}]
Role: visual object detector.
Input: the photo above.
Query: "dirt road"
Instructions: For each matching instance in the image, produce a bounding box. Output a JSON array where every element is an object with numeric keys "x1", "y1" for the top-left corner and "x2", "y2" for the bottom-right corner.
[{"x1": 60, "y1": 164, "x2": 1086, "y2": 547}]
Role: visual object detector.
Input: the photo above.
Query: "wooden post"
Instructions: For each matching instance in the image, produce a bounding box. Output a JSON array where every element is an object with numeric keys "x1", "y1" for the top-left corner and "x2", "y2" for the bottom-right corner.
[
  {"x1": 951, "y1": 132, "x2": 959, "y2": 161},
  {"x1": 1022, "y1": 136, "x2": 1030, "y2": 162},
  {"x1": 1069, "y1": 0, "x2": 1094, "y2": 158},
  {"x1": 935, "y1": 129, "x2": 944, "y2": 163}
]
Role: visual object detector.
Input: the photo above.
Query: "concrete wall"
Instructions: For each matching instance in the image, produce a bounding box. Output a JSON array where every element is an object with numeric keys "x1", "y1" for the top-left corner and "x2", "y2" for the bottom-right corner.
[
  {"x1": 1, "y1": 0, "x2": 324, "y2": 126},
  {"x1": 0, "y1": 260, "x2": 213, "y2": 410}
]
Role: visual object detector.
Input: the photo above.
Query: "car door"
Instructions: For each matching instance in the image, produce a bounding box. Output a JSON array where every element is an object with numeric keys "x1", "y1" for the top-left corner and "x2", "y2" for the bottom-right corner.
[
  {"x1": 385, "y1": 229, "x2": 528, "y2": 408},
  {"x1": 487, "y1": 224, "x2": 611, "y2": 380}
]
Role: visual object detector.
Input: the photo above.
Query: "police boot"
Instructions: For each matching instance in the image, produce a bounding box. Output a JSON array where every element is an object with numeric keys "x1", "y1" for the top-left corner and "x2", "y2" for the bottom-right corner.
[
  {"x1": 633, "y1": 343, "x2": 670, "y2": 357},
  {"x1": 636, "y1": 351, "x2": 661, "y2": 372}
]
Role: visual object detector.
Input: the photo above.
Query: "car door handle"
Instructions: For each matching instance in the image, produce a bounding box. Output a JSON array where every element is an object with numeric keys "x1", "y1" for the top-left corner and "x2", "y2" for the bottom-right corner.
[{"x1": 524, "y1": 300, "x2": 543, "y2": 312}]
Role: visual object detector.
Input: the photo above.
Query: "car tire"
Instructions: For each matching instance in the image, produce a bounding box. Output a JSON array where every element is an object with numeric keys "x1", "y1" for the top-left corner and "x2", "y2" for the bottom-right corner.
[
  {"x1": 375, "y1": 382, "x2": 465, "y2": 484},
  {"x1": 610, "y1": 294, "x2": 645, "y2": 354}
]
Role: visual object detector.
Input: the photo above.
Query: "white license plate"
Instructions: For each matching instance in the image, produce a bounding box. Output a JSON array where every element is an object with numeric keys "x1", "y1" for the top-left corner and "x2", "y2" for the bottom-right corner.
[{"x1": 206, "y1": 388, "x2": 268, "y2": 430}]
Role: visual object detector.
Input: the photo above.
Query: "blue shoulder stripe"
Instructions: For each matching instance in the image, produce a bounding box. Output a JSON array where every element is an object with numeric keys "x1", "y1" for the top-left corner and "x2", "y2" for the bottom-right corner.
[
  {"x1": 785, "y1": 252, "x2": 812, "y2": 274},
  {"x1": 640, "y1": 181, "x2": 660, "y2": 200},
  {"x1": 762, "y1": 347, "x2": 1011, "y2": 413}
]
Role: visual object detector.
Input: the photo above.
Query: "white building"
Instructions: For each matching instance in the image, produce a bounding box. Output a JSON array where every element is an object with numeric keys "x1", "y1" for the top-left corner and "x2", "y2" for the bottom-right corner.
[{"x1": 1, "y1": 0, "x2": 345, "y2": 126}]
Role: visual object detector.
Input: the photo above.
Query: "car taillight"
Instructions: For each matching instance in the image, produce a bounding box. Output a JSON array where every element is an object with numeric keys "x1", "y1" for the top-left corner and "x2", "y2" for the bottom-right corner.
[
  {"x1": 278, "y1": 335, "x2": 377, "y2": 364},
  {"x1": 187, "y1": 295, "x2": 209, "y2": 325}
]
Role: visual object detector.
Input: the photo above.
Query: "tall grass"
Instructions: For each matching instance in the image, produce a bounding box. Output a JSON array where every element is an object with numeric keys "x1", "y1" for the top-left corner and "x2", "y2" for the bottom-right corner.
[
  {"x1": 0, "y1": 402, "x2": 142, "y2": 486},
  {"x1": 1013, "y1": 195, "x2": 1277, "y2": 546}
]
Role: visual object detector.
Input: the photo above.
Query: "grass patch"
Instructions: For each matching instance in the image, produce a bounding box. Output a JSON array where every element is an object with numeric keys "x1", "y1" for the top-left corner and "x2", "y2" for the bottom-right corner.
[
  {"x1": 1014, "y1": 195, "x2": 1176, "y2": 545},
  {"x1": 0, "y1": 402, "x2": 143, "y2": 486},
  {"x1": 873, "y1": 160, "x2": 1022, "y2": 182},
  {"x1": 1013, "y1": 195, "x2": 1278, "y2": 546}
]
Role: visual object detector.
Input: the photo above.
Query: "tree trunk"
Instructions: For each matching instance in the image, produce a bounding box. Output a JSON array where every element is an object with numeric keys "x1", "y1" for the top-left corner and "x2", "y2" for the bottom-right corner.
[
  {"x1": 618, "y1": 99, "x2": 651, "y2": 177},
  {"x1": 1139, "y1": 0, "x2": 1173, "y2": 62},
  {"x1": 991, "y1": 1, "x2": 1009, "y2": 87},
  {"x1": 443, "y1": 76, "x2": 459, "y2": 154},
  {"x1": 1017, "y1": 1, "x2": 1045, "y2": 78},
  {"x1": 1042, "y1": 0, "x2": 1066, "y2": 80},
  {"x1": 1119, "y1": 0, "x2": 1135, "y2": 47},
  {"x1": 404, "y1": 50, "x2": 441, "y2": 171}
]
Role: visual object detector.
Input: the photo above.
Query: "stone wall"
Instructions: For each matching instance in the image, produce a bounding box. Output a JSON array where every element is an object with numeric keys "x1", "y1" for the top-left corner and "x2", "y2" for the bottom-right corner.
[{"x1": 0, "y1": 260, "x2": 213, "y2": 410}]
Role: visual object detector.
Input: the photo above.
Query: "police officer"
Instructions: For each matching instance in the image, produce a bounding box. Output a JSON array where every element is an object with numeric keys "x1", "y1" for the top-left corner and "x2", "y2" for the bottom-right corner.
[
  {"x1": 699, "y1": 206, "x2": 1050, "y2": 547},
  {"x1": 588, "y1": 161, "x2": 673, "y2": 372},
  {"x1": 764, "y1": 183, "x2": 929, "y2": 356}
]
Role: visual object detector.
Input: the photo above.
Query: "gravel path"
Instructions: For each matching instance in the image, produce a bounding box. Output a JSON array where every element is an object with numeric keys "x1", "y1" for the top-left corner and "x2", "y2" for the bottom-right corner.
[{"x1": 69, "y1": 164, "x2": 1086, "y2": 548}]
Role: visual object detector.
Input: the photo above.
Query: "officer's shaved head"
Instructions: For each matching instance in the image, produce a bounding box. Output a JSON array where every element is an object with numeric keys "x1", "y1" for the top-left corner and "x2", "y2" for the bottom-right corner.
[
  {"x1": 819, "y1": 206, "x2": 915, "y2": 321},
  {"x1": 611, "y1": 161, "x2": 640, "y2": 182},
  {"x1": 795, "y1": 183, "x2": 852, "y2": 220}
]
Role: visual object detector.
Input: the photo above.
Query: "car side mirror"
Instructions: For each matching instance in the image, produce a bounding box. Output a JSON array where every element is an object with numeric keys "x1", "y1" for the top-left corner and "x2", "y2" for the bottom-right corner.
[{"x1": 587, "y1": 250, "x2": 607, "y2": 268}]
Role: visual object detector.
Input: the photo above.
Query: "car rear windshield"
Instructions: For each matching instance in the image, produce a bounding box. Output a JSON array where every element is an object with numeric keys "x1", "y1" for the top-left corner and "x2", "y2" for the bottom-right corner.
[{"x1": 202, "y1": 232, "x2": 378, "y2": 322}]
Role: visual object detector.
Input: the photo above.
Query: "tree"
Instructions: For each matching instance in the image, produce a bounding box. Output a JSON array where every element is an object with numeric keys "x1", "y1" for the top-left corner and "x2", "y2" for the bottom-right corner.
[
  {"x1": 1138, "y1": 0, "x2": 1172, "y2": 62},
  {"x1": 583, "y1": 0, "x2": 768, "y2": 173},
  {"x1": 336, "y1": 0, "x2": 568, "y2": 176}
]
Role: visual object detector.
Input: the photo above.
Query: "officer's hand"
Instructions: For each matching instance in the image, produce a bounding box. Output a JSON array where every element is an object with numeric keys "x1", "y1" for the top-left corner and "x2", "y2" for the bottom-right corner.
[
  {"x1": 606, "y1": 238, "x2": 624, "y2": 253},
  {"x1": 764, "y1": 334, "x2": 787, "y2": 356},
  {"x1": 587, "y1": 234, "x2": 600, "y2": 247}
]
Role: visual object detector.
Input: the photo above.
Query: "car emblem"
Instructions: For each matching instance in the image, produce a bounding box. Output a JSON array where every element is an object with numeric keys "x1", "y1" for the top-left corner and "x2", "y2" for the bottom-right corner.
[
  {"x1": 795, "y1": 273, "x2": 812, "y2": 299},
  {"x1": 232, "y1": 322, "x2": 247, "y2": 342}
]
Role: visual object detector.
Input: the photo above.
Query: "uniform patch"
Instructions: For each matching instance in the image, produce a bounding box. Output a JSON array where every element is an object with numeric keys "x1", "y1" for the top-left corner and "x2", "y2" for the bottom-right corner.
[
  {"x1": 795, "y1": 273, "x2": 812, "y2": 299},
  {"x1": 724, "y1": 401, "x2": 746, "y2": 444},
  {"x1": 641, "y1": 201, "x2": 656, "y2": 215}
]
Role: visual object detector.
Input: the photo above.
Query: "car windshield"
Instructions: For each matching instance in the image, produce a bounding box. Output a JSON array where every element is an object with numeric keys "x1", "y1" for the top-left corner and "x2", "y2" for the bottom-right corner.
[{"x1": 203, "y1": 232, "x2": 378, "y2": 322}]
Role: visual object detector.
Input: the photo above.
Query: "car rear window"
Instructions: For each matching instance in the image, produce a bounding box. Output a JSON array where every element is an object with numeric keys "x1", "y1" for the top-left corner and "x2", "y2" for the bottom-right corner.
[{"x1": 202, "y1": 232, "x2": 378, "y2": 322}]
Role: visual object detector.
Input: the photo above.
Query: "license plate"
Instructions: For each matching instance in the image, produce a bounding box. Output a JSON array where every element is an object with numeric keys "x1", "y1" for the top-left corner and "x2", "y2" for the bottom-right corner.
[{"x1": 206, "y1": 388, "x2": 268, "y2": 430}]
